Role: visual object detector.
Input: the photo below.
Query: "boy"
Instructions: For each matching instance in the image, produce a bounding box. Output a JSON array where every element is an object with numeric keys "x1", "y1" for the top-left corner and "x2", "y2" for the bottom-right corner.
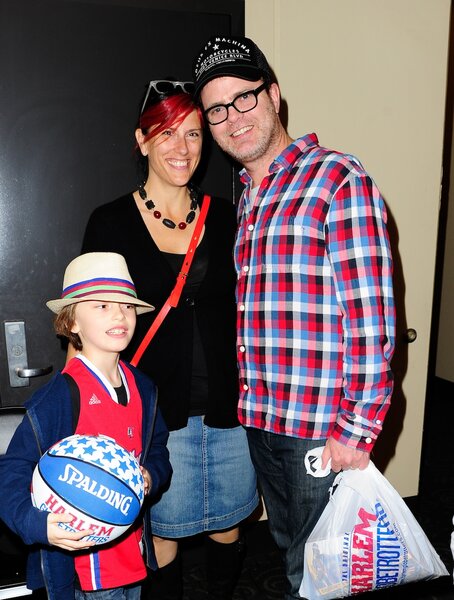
[{"x1": 0, "y1": 252, "x2": 171, "y2": 600}]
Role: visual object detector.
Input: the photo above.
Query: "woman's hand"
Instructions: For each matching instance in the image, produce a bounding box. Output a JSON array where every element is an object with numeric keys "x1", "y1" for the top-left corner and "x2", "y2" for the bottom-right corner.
[{"x1": 141, "y1": 467, "x2": 152, "y2": 496}]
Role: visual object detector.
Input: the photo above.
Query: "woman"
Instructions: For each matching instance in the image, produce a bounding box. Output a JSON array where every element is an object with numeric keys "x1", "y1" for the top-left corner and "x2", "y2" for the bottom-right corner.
[{"x1": 80, "y1": 80, "x2": 259, "y2": 599}]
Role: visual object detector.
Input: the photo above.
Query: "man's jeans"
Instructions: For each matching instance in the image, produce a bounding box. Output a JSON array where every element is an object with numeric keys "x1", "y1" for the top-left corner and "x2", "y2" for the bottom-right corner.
[
  {"x1": 75, "y1": 584, "x2": 141, "y2": 600},
  {"x1": 247, "y1": 428, "x2": 336, "y2": 600}
]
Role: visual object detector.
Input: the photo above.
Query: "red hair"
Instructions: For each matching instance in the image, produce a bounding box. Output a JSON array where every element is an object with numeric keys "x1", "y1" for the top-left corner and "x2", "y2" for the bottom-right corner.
[{"x1": 139, "y1": 93, "x2": 203, "y2": 143}]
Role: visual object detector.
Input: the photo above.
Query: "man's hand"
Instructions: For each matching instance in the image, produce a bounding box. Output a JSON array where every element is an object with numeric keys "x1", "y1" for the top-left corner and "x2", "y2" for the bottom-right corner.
[
  {"x1": 47, "y1": 512, "x2": 96, "y2": 551},
  {"x1": 321, "y1": 437, "x2": 370, "y2": 473}
]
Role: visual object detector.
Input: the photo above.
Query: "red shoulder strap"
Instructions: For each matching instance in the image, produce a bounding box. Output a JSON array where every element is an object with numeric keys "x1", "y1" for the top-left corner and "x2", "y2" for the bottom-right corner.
[{"x1": 130, "y1": 194, "x2": 211, "y2": 367}]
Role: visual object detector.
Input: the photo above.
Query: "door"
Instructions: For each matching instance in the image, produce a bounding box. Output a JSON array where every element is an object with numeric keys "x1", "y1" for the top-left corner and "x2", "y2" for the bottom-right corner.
[
  {"x1": 0, "y1": 0, "x2": 244, "y2": 408},
  {"x1": 0, "y1": 0, "x2": 244, "y2": 593}
]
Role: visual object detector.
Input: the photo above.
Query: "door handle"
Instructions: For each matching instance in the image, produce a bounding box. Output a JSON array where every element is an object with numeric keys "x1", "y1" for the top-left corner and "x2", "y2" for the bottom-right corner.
[
  {"x1": 4, "y1": 321, "x2": 53, "y2": 387},
  {"x1": 405, "y1": 328, "x2": 417, "y2": 343},
  {"x1": 16, "y1": 366, "x2": 53, "y2": 378}
]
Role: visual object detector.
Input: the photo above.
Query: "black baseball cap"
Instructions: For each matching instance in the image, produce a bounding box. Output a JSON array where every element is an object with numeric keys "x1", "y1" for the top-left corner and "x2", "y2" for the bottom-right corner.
[{"x1": 193, "y1": 35, "x2": 274, "y2": 97}]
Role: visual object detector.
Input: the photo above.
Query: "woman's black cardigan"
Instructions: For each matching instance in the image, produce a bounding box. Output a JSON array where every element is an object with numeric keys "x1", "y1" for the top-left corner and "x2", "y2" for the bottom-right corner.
[{"x1": 82, "y1": 191, "x2": 240, "y2": 431}]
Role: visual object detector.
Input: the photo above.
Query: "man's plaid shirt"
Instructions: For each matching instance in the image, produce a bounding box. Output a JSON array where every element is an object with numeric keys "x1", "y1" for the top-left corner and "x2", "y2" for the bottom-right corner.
[{"x1": 234, "y1": 133, "x2": 395, "y2": 451}]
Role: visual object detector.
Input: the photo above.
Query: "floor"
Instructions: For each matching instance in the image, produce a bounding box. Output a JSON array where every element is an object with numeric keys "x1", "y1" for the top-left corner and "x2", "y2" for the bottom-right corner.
[
  {"x1": 180, "y1": 376, "x2": 454, "y2": 599},
  {"x1": 0, "y1": 378, "x2": 453, "y2": 599}
]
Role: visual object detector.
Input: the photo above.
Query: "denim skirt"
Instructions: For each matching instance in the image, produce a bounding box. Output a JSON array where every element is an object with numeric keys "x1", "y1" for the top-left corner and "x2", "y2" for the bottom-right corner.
[{"x1": 150, "y1": 416, "x2": 259, "y2": 537}]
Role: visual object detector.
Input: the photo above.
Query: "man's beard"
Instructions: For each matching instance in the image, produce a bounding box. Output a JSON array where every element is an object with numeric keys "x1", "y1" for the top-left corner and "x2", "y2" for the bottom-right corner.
[{"x1": 216, "y1": 104, "x2": 281, "y2": 165}]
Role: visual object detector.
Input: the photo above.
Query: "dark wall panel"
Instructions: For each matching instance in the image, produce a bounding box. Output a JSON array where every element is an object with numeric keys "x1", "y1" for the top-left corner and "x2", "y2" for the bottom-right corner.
[{"x1": 0, "y1": 0, "x2": 244, "y2": 407}]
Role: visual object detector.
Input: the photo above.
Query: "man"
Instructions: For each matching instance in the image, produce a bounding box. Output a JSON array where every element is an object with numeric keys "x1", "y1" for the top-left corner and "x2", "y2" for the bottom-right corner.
[{"x1": 193, "y1": 35, "x2": 395, "y2": 599}]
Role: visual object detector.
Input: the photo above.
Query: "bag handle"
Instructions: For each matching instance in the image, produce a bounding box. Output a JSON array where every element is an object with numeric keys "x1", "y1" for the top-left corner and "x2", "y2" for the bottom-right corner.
[{"x1": 130, "y1": 194, "x2": 211, "y2": 367}]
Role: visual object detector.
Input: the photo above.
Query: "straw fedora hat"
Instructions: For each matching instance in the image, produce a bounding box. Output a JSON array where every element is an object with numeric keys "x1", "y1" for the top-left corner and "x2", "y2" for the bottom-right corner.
[{"x1": 46, "y1": 252, "x2": 154, "y2": 315}]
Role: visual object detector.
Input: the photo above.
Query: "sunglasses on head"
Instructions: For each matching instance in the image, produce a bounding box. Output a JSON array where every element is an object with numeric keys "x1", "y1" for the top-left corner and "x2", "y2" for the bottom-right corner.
[{"x1": 140, "y1": 80, "x2": 195, "y2": 114}]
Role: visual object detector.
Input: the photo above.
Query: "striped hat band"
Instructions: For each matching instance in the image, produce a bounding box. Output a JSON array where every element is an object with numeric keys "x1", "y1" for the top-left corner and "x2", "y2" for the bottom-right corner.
[{"x1": 62, "y1": 277, "x2": 138, "y2": 300}]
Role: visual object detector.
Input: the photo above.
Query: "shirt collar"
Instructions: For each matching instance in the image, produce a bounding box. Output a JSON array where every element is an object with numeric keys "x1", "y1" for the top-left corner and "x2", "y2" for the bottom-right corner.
[
  {"x1": 76, "y1": 354, "x2": 129, "y2": 405},
  {"x1": 239, "y1": 133, "x2": 320, "y2": 186}
]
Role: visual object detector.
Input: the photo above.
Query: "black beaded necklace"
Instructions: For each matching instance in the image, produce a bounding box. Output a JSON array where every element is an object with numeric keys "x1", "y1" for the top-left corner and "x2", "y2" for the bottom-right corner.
[{"x1": 138, "y1": 183, "x2": 198, "y2": 230}]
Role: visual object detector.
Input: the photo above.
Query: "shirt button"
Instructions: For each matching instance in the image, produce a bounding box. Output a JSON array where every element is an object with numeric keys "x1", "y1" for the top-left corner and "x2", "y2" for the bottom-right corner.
[
  {"x1": 365, "y1": 437, "x2": 372, "y2": 444},
  {"x1": 375, "y1": 419, "x2": 382, "y2": 425},
  {"x1": 243, "y1": 265, "x2": 249, "y2": 273},
  {"x1": 247, "y1": 224, "x2": 254, "y2": 231},
  {"x1": 243, "y1": 384, "x2": 249, "y2": 391},
  {"x1": 239, "y1": 304, "x2": 245, "y2": 311},
  {"x1": 239, "y1": 345, "x2": 246, "y2": 353}
]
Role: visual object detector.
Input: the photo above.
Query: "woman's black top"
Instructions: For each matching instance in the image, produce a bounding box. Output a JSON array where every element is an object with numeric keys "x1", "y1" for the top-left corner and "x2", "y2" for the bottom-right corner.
[
  {"x1": 81, "y1": 191, "x2": 239, "y2": 431},
  {"x1": 161, "y1": 240, "x2": 209, "y2": 417}
]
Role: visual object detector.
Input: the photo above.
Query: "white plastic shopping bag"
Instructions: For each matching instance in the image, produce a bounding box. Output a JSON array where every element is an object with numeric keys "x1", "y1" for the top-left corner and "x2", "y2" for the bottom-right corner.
[
  {"x1": 299, "y1": 461, "x2": 448, "y2": 599},
  {"x1": 451, "y1": 515, "x2": 454, "y2": 583}
]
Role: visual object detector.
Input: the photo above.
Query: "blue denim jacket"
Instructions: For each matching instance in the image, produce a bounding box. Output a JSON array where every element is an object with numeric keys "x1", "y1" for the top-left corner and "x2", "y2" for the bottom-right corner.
[{"x1": 0, "y1": 363, "x2": 171, "y2": 599}]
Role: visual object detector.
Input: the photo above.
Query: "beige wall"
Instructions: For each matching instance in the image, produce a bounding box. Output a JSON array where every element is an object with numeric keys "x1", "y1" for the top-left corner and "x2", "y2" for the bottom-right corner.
[{"x1": 245, "y1": 0, "x2": 451, "y2": 496}]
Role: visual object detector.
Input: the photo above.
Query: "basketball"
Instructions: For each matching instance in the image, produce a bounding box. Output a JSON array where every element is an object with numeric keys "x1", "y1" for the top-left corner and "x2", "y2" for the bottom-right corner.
[{"x1": 31, "y1": 434, "x2": 144, "y2": 545}]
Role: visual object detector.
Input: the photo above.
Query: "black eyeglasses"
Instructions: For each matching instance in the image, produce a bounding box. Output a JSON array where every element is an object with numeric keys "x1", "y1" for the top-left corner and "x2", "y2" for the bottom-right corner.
[
  {"x1": 140, "y1": 80, "x2": 195, "y2": 114},
  {"x1": 203, "y1": 82, "x2": 268, "y2": 125}
]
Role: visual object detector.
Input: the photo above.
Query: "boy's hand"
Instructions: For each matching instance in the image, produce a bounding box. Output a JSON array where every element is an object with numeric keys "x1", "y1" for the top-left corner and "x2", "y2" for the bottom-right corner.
[
  {"x1": 141, "y1": 467, "x2": 152, "y2": 495},
  {"x1": 47, "y1": 512, "x2": 96, "y2": 551}
]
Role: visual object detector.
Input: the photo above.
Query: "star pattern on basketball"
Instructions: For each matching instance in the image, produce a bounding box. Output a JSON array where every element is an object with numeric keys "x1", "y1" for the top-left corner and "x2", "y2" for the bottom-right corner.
[{"x1": 49, "y1": 434, "x2": 144, "y2": 500}]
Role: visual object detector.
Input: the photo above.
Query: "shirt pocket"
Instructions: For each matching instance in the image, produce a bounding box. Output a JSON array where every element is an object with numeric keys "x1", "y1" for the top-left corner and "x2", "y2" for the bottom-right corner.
[
  {"x1": 290, "y1": 215, "x2": 325, "y2": 244},
  {"x1": 259, "y1": 214, "x2": 325, "y2": 274}
]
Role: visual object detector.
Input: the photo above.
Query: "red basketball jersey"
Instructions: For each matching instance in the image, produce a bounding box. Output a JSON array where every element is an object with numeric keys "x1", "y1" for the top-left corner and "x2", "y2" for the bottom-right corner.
[{"x1": 63, "y1": 355, "x2": 146, "y2": 591}]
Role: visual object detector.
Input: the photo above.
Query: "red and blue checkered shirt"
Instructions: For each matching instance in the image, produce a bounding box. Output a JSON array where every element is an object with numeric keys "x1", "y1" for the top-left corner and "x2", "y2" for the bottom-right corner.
[{"x1": 235, "y1": 133, "x2": 395, "y2": 452}]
